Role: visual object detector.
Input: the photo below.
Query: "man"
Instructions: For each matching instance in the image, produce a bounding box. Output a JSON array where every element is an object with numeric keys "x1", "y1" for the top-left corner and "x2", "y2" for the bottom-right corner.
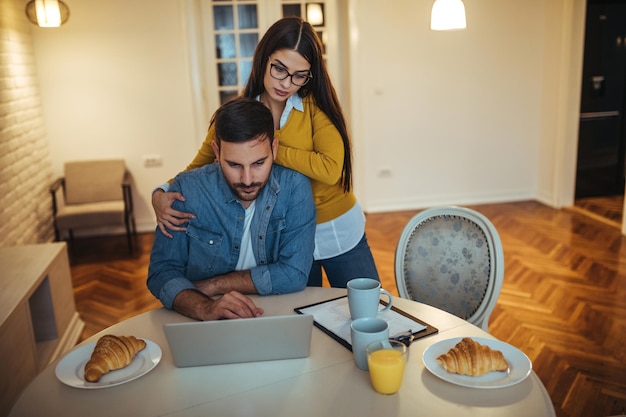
[{"x1": 147, "y1": 98, "x2": 315, "y2": 321}]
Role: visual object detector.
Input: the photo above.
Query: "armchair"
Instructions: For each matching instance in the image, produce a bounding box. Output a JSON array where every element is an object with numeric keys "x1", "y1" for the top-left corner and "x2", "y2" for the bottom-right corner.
[{"x1": 50, "y1": 159, "x2": 136, "y2": 254}]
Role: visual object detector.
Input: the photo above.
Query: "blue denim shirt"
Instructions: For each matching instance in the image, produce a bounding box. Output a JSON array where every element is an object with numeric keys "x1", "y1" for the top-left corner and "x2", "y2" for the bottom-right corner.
[{"x1": 147, "y1": 163, "x2": 316, "y2": 309}]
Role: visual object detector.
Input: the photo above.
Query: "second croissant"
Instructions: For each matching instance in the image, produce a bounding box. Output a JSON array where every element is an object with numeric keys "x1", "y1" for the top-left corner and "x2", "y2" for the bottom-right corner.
[{"x1": 436, "y1": 337, "x2": 508, "y2": 377}]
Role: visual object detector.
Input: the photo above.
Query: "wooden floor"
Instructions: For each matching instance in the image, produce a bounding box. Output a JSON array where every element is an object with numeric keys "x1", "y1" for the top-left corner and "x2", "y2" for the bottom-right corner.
[
  {"x1": 68, "y1": 199, "x2": 626, "y2": 417},
  {"x1": 572, "y1": 195, "x2": 624, "y2": 229}
]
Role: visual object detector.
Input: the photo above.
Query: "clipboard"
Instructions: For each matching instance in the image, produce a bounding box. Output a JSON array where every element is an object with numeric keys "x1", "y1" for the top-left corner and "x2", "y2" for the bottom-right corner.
[{"x1": 294, "y1": 295, "x2": 438, "y2": 351}]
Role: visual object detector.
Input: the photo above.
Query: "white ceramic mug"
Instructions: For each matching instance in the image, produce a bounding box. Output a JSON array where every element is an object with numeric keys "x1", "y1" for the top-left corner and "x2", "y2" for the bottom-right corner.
[
  {"x1": 350, "y1": 317, "x2": 389, "y2": 370},
  {"x1": 347, "y1": 278, "x2": 393, "y2": 320}
]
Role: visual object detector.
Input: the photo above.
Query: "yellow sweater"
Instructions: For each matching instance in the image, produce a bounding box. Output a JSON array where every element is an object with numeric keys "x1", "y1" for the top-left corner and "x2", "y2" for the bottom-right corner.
[{"x1": 182, "y1": 97, "x2": 356, "y2": 224}]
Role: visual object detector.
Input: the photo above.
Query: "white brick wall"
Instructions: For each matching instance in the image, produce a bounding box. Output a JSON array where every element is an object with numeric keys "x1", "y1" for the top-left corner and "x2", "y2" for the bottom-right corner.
[{"x1": 0, "y1": 0, "x2": 56, "y2": 247}]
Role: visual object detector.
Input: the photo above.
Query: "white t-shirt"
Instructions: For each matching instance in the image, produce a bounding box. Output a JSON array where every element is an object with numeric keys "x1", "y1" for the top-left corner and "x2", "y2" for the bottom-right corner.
[{"x1": 236, "y1": 201, "x2": 257, "y2": 270}]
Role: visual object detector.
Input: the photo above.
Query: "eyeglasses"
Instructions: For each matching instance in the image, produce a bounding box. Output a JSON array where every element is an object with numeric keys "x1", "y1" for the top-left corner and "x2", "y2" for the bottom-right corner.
[{"x1": 269, "y1": 63, "x2": 312, "y2": 87}]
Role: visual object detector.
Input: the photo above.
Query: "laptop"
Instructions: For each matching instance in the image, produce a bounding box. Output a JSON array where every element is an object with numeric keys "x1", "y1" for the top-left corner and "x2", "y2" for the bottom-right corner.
[{"x1": 163, "y1": 314, "x2": 314, "y2": 367}]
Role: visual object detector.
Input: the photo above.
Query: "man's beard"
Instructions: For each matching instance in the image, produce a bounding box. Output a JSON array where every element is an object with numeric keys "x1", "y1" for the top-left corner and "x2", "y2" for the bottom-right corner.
[{"x1": 231, "y1": 181, "x2": 264, "y2": 202}]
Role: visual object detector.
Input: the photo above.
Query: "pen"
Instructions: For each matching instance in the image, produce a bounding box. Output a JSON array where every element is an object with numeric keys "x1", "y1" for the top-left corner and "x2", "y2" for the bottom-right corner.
[{"x1": 391, "y1": 330, "x2": 415, "y2": 347}]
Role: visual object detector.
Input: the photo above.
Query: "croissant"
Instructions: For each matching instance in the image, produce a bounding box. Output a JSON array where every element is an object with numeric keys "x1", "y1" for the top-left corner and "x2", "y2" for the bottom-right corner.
[
  {"x1": 84, "y1": 335, "x2": 146, "y2": 382},
  {"x1": 436, "y1": 338, "x2": 508, "y2": 376}
]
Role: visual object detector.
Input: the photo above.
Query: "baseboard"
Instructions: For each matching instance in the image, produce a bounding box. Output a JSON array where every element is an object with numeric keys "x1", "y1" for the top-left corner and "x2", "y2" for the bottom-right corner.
[{"x1": 363, "y1": 193, "x2": 535, "y2": 214}]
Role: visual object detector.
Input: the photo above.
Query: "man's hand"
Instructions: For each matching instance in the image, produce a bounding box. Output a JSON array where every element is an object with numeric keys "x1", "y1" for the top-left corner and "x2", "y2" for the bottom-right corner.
[
  {"x1": 207, "y1": 291, "x2": 264, "y2": 320},
  {"x1": 151, "y1": 189, "x2": 196, "y2": 238},
  {"x1": 173, "y1": 289, "x2": 263, "y2": 321}
]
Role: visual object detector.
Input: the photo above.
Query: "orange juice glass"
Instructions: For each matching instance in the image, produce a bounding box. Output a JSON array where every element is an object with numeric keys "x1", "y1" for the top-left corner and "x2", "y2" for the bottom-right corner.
[{"x1": 366, "y1": 340, "x2": 408, "y2": 394}]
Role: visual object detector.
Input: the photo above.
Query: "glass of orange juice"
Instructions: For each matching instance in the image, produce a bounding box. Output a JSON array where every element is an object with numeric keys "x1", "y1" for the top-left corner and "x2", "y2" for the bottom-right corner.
[{"x1": 366, "y1": 339, "x2": 408, "y2": 394}]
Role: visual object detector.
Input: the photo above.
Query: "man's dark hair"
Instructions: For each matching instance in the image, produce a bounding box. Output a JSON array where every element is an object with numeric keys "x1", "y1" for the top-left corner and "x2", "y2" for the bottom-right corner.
[{"x1": 212, "y1": 98, "x2": 274, "y2": 146}]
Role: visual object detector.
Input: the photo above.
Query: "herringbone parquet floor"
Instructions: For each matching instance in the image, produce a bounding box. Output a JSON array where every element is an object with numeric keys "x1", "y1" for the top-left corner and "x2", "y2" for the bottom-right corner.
[{"x1": 69, "y1": 199, "x2": 626, "y2": 417}]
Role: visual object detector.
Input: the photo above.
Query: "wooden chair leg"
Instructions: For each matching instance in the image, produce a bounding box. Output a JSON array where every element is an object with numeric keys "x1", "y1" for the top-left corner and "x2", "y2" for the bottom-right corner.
[
  {"x1": 126, "y1": 230, "x2": 133, "y2": 254},
  {"x1": 125, "y1": 215, "x2": 136, "y2": 255}
]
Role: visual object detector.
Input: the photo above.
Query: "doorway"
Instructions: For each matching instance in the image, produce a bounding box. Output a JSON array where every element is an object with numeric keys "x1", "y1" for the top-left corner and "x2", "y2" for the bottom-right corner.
[{"x1": 575, "y1": 0, "x2": 626, "y2": 224}]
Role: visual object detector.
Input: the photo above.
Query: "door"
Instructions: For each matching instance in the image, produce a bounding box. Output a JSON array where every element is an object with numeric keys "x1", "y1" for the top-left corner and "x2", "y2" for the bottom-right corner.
[{"x1": 575, "y1": 1, "x2": 626, "y2": 198}]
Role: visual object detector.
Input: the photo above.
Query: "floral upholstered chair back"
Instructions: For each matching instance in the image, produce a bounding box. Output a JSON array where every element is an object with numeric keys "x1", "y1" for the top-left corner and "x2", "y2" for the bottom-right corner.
[{"x1": 394, "y1": 207, "x2": 504, "y2": 331}]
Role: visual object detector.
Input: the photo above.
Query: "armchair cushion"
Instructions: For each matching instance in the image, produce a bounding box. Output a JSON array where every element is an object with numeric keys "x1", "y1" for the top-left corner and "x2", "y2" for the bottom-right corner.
[{"x1": 55, "y1": 201, "x2": 125, "y2": 230}]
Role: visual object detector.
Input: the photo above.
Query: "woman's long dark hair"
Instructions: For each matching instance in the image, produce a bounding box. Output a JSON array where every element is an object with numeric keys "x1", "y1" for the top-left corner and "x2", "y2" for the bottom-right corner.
[{"x1": 243, "y1": 17, "x2": 352, "y2": 192}]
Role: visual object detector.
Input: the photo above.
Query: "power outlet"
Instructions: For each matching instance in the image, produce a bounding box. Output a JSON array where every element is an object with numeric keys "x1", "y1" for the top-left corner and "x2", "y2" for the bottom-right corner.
[
  {"x1": 143, "y1": 154, "x2": 163, "y2": 168},
  {"x1": 378, "y1": 168, "x2": 392, "y2": 178}
]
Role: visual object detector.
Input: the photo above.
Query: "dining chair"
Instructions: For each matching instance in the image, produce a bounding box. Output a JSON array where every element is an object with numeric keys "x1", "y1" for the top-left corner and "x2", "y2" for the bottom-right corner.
[
  {"x1": 50, "y1": 159, "x2": 136, "y2": 254},
  {"x1": 394, "y1": 206, "x2": 504, "y2": 331}
]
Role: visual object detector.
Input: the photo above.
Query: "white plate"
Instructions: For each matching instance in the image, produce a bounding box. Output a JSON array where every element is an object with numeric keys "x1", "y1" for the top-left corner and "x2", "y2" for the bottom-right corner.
[
  {"x1": 55, "y1": 339, "x2": 162, "y2": 389},
  {"x1": 422, "y1": 337, "x2": 532, "y2": 389}
]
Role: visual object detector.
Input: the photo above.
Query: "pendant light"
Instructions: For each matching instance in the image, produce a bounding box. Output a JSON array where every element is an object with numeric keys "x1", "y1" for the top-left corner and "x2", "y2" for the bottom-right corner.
[
  {"x1": 25, "y1": 0, "x2": 70, "y2": 28},
  {"x1": 431, "y1": 0, "x2": 466, "y2": 31}
]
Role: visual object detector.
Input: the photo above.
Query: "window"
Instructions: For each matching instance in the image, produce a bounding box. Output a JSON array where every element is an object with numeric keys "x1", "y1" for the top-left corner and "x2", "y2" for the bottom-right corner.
[
  {"x1": 208, "y1": 0, "x2": 328, "y2": 106},
  {"x1": 211, "y1": 1, "x2": 261, "y2": 104},
  {"x1": 184, "y1": 0, "x2": 336, "y2": 143}
]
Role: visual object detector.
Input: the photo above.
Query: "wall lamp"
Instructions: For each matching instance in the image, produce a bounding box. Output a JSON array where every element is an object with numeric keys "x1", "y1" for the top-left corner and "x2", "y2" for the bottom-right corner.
[
  {"x1": 306, "y1": 3, "x2": 324, "y2": 26},
  {"x1": 431, "y1": 0, "x2": 466, "y2": 31},
  {"x1": 25, "y1": 0, "x2": 70, "y2": 28}
]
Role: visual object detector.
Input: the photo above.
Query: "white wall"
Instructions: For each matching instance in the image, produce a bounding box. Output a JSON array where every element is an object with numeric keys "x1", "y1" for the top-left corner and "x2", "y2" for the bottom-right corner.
[
  {"x1": 535, "y1": 0, "x2": 586, "y2": 207},
  {"x1": 33, "y1": 0, "x2": 198, "y2": 232},
  {"x1": 32, "y1": 0, "x2": 586, "y2": 232},
  {"x1": 348, "y1": 0, "x2": 584, "y2": 212}
]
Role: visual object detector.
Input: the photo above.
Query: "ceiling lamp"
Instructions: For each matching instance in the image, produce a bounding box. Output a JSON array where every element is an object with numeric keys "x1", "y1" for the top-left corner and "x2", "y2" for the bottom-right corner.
[
  {"x1": 431, "y1": 0, "x2": 466, "y2": 31},
  {"x1": 25, "y1": 0, "x2": 70, "y2": 28}
]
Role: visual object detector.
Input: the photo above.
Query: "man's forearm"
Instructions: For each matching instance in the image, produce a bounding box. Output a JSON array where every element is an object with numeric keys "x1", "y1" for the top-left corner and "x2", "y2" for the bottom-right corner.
[
  {"x1": 195, "y1": 270, "x2": 257, "y2": 297},
  {"x1": 172, "y1": 287, "x2": 263, "y2": 321},
  {"x1": 172, "y1": 289, "x2": 215, "y2": 321}
]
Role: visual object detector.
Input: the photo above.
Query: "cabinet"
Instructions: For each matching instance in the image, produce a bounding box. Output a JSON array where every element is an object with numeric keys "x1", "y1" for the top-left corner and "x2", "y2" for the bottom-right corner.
[{"x1": 0, "y1": 243, "x2": 84, "y2": 416}]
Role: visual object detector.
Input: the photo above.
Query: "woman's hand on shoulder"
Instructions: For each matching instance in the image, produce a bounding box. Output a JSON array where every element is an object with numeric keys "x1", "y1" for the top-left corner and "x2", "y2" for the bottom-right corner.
[{"x1": 151, "y1": 189, "x2": 196, "y2": 238}]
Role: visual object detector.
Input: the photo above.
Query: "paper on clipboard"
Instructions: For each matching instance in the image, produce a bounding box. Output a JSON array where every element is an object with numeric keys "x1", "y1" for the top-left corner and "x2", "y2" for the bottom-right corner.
[{"x1": 295, "y1": 296, "x2": 428, "y2": 348}]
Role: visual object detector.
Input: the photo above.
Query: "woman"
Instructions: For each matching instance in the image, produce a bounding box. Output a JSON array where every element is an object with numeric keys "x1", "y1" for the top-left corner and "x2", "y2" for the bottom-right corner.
[{"x1": 152, "y1": 16, "x2": 379, "y2": 287}]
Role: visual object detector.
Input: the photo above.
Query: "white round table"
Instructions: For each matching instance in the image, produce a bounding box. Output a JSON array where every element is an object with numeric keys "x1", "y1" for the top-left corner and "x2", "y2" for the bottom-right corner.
[{"x1": 9, "y1": 287, "x2": 556, "y2": 417}]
